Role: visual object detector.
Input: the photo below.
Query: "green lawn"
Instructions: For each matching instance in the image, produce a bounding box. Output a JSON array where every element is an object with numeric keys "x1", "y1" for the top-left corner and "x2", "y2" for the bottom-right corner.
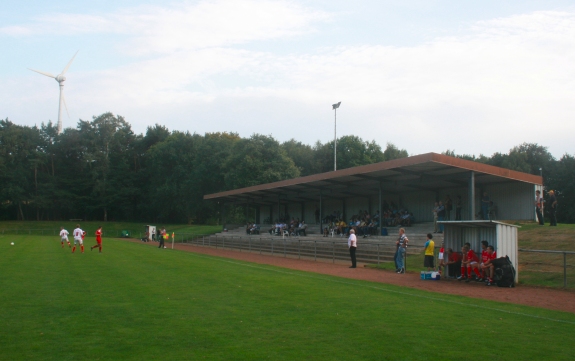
[{"x1": 1, "y1": 234, "x2": 574, "y2": 360}]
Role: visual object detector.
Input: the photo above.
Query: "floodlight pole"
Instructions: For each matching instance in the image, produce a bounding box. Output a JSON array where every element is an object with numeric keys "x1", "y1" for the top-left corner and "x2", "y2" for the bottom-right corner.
[{"x1": 332, "y1": 102, "x2": 341, "y2": 171}]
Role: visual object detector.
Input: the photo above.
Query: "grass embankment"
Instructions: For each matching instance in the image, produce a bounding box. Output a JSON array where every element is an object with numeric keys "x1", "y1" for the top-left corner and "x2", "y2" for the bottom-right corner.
[
  {"x1": 1, "y1": 235, "x2": 574, "y2": 360},
  {"x1": 514, "y1": 222, "x2": 575, "y2": 288}
]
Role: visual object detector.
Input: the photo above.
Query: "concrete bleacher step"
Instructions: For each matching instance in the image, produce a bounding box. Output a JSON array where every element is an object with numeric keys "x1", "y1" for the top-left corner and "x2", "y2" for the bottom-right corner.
[{"x1": 216, "y1": 222, "x2": 443, "y2": 246}]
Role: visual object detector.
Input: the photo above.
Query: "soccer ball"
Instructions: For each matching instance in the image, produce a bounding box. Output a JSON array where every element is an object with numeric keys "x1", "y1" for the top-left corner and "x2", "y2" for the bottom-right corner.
[{"x1": 10, "y1": 242, "x2": 14, "y2": 246}]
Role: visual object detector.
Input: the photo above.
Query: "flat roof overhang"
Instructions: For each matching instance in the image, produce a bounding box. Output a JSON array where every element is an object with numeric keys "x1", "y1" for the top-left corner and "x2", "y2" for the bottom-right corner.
[
  {"x1": 204, "y1": 152, "x2": 542, "y2": 205},
  {"x1": 438, "y1": 220, "x2": 521, "y2": 228}
]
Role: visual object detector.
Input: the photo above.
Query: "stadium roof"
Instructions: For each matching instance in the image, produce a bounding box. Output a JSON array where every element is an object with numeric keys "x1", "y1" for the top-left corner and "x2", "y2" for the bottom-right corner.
[{"x1": 203, "y1": 152, "x2": 542, "y2": 205}]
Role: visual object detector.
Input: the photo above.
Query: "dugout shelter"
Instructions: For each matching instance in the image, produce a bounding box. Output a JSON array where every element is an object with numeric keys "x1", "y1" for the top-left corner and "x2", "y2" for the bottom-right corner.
[{"x1": 439, "y1": 220, "x2": 519, "y2": 282}]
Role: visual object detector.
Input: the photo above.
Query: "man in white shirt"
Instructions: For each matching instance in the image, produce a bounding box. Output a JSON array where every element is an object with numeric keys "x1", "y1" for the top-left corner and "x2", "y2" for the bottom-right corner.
[
  {"x1": 72, "y1": 224, "x2": 84, "y2": 253},
  {"x1": 59, "y1": 227, "x2": 71, "y2": 248},
  {"x1": 348, "y1": 229, "x2": 357, "y2": 268}
]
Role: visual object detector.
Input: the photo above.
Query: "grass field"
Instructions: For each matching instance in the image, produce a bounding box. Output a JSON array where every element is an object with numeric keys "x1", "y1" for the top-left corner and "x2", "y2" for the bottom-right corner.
[{"x1": 1, "y1": 234, "x2": 575, "y2": 360}]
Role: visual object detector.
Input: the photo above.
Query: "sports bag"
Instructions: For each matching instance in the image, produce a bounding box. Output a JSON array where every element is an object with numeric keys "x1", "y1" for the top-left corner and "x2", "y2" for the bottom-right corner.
[{"x1": 492, "y1": 256, "x2": 515, "y2": 288}]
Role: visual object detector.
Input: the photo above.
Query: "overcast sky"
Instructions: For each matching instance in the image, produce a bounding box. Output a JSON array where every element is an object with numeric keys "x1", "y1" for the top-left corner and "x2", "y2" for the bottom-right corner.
[{"x1": 1, "y1": 0, "x2": 574, "y2": 158}]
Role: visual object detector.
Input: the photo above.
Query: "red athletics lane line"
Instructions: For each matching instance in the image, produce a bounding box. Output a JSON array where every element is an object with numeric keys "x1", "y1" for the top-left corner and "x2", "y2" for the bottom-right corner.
[{"x1": 129, "y1": 239, "x2": 575, "y2": 314}]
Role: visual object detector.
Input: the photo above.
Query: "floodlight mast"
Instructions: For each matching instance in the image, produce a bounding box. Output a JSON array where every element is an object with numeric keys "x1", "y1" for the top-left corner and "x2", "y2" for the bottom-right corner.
[
  {"x1": 28, "y1": 51, "x2": 78, "y2": 134},
  {"x1": 332, "y1": 101, "x2": 341, "y2": 171}
]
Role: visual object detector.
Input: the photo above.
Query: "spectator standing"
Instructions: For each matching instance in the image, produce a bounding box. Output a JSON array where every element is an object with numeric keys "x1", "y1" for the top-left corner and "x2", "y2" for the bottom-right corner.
[
  {"x1": 348, "y1": 229, "x2": 357, "y2": 268},
  {"x1": 432, "y1": 202, "x2": 439, "y2": 233},
  {"x1": 444, "y1": 195, "x2": 453, "y2": 220},
  {"x1": 535, "y1": 190, "x2": 544, "y2": 225},
  {"x1": 548, "y1": 190, "x2": 558, "y2": 226},
  {"x1": 437, "y1": 201, "x2": 445, "y2": 233},
  {"x1": 455, "y1": 195, "x2": 462, "y2": 221},
  {"x1": 423, "y1": 234, "x2": 435, "y2": 271},
  {"x1": 396, "y1": 228, "x2": 409, "y2": 274},
  {"x1": 481, "y1": 192, "x2": 490, "y2": 220}
]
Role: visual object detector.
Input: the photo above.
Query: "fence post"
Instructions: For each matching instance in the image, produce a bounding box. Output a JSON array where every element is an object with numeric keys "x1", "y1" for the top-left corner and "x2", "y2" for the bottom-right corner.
[
  {"x1": 404, "y1": 248, "x2": 407, "y2": 271},
  {"x1": 332, "y1": 242, "x2": 335, "y2": 264},
  {"x1": 314, "y1": 240, "x2": 317, "y2": 261},
  {"x1": 298, "y1": 240, "x2": 301, "y2": 260},
  {"x1": 377, "y1": 244, "x2": 380, "y2": 266},
  {"x1": 249, "y1": 238, "x2": 251, "y2": 252},
  {"x1": 564, "y1": 252, "x2": 567, "y2": 288},
  {"x1": 284, "y1": 239, "x2": 286, "y2": 257},
  {"x1": 272, "y1": 239, "x2": 274, "y2": 256}
]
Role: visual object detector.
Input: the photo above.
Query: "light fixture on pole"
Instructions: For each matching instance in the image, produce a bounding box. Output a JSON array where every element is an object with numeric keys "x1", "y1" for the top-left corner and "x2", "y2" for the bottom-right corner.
[{"x1": 332, "y1": 101, "x2": 341, "y2": 171}]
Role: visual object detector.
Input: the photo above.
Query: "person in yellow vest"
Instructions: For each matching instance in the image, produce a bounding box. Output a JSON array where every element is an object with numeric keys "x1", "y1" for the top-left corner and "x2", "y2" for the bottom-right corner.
[{"x1": 423, "y1": 233, "x2": 435, "y2": 271}]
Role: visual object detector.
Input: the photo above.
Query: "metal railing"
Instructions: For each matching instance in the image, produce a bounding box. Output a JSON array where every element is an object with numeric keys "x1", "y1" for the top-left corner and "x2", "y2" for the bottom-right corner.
[
  {"x1": 519, "y1": 248, "x2": 575, "y2": 288},
  {"x1": 174, "y1": 234, "x2": 419, "y2": 267}
]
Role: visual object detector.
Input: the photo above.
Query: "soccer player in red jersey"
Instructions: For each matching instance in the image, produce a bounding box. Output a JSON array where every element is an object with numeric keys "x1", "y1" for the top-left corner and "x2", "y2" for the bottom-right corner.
[
  {"x1": 91, "y1": 226, "x2": 103, "y2": 253},
  {"x1": 482, "y1": 246, "x2": 498, "y2": 286},
  {"x1": 479, "y1": 240, "x2": 490, "y2": 279},
  {"x1": 457, "y1": 244, "x2": 469, "y2": 280},
  {"x1": 464, "y1": 246, "x2": 483, "y2": 282},
  {"x1": 72, "y1": 224, "x2": 85, "y2": 253}
]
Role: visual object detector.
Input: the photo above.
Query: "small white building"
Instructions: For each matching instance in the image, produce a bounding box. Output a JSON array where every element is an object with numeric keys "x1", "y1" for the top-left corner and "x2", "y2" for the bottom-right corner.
[
  {"x1": 440, "y1": 220, "x2": 519, "y2": 282},
  {"x1": 145, "y1": 225, "x2": 156, "y2": 242}
]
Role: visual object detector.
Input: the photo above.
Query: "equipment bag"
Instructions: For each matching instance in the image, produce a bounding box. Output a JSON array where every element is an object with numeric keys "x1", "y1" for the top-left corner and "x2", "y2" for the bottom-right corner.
[{"x1": 492, "y1": 256, "x2": 516, "y2": 288}]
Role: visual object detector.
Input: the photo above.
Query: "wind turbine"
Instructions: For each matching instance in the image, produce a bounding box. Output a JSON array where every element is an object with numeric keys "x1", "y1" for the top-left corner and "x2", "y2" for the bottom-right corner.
[{"x1": 28, "y1": 51, "x2": 79, "y2": 134}]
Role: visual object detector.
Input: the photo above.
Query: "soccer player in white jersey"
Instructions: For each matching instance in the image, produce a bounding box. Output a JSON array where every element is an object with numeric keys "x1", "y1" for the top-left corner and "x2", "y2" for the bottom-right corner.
[
  {"x1": 72, "y1": 224, "x2": 85, "y2": 253},
  {"x1": 60, "y1": 227, "x2": 71, "y2": 248}
]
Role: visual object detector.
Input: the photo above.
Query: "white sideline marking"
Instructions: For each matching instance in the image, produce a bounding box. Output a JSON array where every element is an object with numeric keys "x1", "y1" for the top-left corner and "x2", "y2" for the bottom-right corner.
[{"x1": 192, "y1": 253, "x2": 575, "y2": 326}]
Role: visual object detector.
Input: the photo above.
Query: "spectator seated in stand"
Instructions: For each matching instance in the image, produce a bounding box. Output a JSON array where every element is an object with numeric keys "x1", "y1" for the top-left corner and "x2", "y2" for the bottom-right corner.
[
  {"x1": 249, "y1": 224, "x2": 259, "y2": 235},
  {"x1": 336, "y1": 219, "x2": 347, "y2": 235},
  {"x1": 399, "y1": 211, "x2": 412, "y2": 227},
  {"x1": 296, "y1": 221, "x2": 307, "y2": 236}
]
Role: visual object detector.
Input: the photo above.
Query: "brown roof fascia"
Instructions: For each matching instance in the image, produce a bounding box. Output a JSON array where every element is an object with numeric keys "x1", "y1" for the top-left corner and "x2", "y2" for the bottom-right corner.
[
  {"x1": 429, "y1": 153, "x2": 542, "y2": 185},
  {"x1": 204, "y1": 152, "x2": 542, "y2": 200}
]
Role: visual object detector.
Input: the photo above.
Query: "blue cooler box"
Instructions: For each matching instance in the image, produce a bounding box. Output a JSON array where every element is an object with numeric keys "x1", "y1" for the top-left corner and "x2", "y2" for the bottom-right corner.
[{"x1": 421, "y1": 271, "x2": 440, "y2": 280}]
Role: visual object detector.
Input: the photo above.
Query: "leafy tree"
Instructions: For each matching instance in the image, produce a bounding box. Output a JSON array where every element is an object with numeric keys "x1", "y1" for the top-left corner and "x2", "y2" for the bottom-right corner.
[
  {"x1": 382, "y1": 142, "x2": 409, "y2": 161},
  {"x1": 224, "y1": 134, "x2": 300, "y2": 190},
  {"x1": 281, "y1": 139, "x2": 317, "y2": 176},
  {"x1": 547, "y1": 154, "x2": 575, "y2": 223}
]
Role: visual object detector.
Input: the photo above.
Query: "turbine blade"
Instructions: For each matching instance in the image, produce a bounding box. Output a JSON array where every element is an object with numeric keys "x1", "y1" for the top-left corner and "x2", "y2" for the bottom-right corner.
[
  {"x1": 61, "y1": 50, "x2": 79, "y2": 75},
  {"x1": 62, "y1": 91, "x2": 70, "y2": 118},
  {"x1": 28, "y1": 68, "x2": 56, "y2": 78}
]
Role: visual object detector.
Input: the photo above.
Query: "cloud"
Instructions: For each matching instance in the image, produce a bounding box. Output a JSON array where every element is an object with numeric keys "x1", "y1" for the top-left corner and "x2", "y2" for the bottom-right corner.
[
  {"x1": 3, "y1": 5, "x2": 575, "y2": 158},
  {"x1": 1, "y1": 0, "x2": 331, "y2": 55}
]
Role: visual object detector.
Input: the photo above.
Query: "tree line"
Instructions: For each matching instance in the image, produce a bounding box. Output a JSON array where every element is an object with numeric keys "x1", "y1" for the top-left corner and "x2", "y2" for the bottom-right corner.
[{"x1": 1, "y1": 113, "x2": 573, "y2": 223}]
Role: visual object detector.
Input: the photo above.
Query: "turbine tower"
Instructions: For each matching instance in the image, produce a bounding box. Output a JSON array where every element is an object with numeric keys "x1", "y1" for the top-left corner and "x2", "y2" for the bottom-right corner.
[{"x1": 28, "y1": 51, "x2": 79, "y2": 134}]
